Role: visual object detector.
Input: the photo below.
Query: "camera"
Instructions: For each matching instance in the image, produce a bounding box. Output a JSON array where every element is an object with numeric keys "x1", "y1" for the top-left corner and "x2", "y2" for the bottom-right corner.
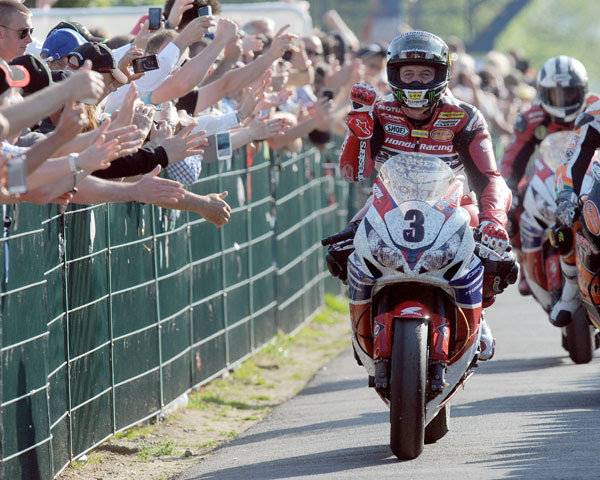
[
  {"x1": 216, "y1": 132, "x2": 232, "y2": 160},
  {"x1": 132, "y1": 55, "x2": 160, "y2": 74},
  {"x1": 322, "y1": 89, "x2": 334, "y2": 100},
  {"x1": 282, "y1": 49, "x2": 293, "y2": 62},
  {"x1": 198, "y1": 5, "x2": 212, "y2": 17},
  {"x1": 148, "y1": 7, "x2": 162, "y2": 31}
]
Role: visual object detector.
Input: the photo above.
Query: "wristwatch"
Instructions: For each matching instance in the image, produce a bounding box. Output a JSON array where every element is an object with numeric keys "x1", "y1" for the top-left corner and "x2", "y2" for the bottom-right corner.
[{"x1": 68, "y1": 153, "x2": 83, "y2": 174}]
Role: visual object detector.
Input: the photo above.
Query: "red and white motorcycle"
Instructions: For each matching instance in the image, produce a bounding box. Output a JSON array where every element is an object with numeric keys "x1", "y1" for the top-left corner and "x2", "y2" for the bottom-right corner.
[
  {"x1": 520, "y1": 131, "x2": 598, "y2": 363},
  {"x1": 323, "y1": 152, "x2": 514, "y2": 459}
]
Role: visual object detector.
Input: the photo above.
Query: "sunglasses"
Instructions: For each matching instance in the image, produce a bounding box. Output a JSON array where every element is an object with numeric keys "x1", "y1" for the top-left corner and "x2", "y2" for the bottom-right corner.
[{"x1": 0, "y1": 25, "x2": 33, "y2": 39}]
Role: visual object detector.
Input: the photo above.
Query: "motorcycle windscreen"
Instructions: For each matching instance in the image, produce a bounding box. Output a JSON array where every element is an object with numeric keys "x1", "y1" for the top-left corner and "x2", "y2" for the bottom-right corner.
[
  {"x1": 378, "y1": 153, "x2": 455, "y2": 206},
  {"x1": 537, "y1": 131, "x2": 573, "y2": 172}
]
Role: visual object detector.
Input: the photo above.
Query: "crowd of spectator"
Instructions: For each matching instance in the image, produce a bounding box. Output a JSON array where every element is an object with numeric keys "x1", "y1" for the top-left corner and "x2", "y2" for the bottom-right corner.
[{"x1": 0, "y1": 0, "x2": 538, "y2": 228}]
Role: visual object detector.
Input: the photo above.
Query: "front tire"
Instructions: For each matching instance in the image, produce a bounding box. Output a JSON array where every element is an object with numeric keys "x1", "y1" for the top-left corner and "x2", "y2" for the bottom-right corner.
[
  {"x1": 390, "y1": 318, "x2": 427, "y2": 460},
  {"x1": 565, "y1": 307, "x2": 594, "y2": 364}
]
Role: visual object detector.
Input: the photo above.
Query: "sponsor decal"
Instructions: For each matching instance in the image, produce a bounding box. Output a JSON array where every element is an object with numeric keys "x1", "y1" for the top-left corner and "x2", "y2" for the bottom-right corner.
[
  {"x1": 480, "y1": 138, "x2": 493, "y2": 153},
  {"x1": 552, "y1": 72, "x2": 571, "y2": 84},
  {"x1": 358, "y1": 140, "x2": 366, "y2": 180},
  {"x1": 385, "y1": 138, "x2": 415, "y2": 148},
  {"x1": 466, "y1": 115, "x2": 485, "y2": 132},
  {"x1": 401, "y1": 306, "x2": 423, "y2": 315},
  {"x1": 439, "y1": 112, "x2": 465, "y2": 119},
  {"x1": 419, "y1": 143, "x2": 453, "y2": 152},
  {"x1": 534, "y1": 125, "x2": 548, "y2": 140},
  {"x1": 407, "y1": 91, "x2": 425, "y2": 100},
  {"x1": 374, "y1": 321, "x2": 385, "y2": 337},
  {"x1": 384, "y1": 123, "x2": 409, "y2": 136},
  {"x1": 430, "y1": 128, "x2": 454, "y2": 142},
  {"x1": 411, "y1": 129, "x2": 429, "y2": 138},
  {"x1": 356, "y1": 119, "x2": 371, "y2": 135},
  {"x1": 434, "y1": 118, "x2": 460, "y2": 127},
  {"x1": 373, "y1": 183, "x2": 383, "y2": 199},
  {"x1": 378, "y1": 104, "x2": 402, "y2": 113},
  {"x1": 583, "y1": 200, "x2": 600, "y2": 235}
]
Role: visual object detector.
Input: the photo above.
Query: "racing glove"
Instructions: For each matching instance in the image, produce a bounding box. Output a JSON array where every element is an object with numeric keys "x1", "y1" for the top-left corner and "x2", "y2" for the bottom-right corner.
[
  {"x1": 555, "y1": 190, "x2": 578, "y2": 228},
  {"x1": 340, "y1": 83, "x2": 378, "y2": 182},
  {"x1": 345, "y1": 83, "x2": 377, "y2": 140},
  {"x1": 477, "y1": 221, "x2": 510, "y2": 256}
]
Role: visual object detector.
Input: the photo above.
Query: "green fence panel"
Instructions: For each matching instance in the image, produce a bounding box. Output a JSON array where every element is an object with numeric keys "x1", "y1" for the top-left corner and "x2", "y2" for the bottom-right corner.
[
  {"x1": 1, "y1": 203, "x2": 53, "y2": 479},
  {"x1": 0, "y1": 143, "x2": 350, "y2": 479}
]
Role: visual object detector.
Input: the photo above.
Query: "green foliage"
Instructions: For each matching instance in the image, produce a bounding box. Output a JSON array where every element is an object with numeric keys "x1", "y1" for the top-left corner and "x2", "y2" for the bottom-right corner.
[{"x1": 495, "y1": 0, "x2": 600, "y2": 91}]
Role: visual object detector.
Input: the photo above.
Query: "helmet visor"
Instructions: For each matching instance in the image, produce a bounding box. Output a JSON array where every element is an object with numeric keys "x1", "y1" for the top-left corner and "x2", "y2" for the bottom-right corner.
[{"x1": 544, "y1": 86, "x2": 584, "y2": 108}]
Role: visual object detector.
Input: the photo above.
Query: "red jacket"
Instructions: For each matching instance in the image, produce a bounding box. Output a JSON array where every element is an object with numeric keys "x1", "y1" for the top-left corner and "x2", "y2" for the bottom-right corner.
[
  {"x1": 340, "y1": 95, "x2": 511, "y2": 227},
  {"x1": 501, "y1": 95, "x2": 600, "y2": 191}
]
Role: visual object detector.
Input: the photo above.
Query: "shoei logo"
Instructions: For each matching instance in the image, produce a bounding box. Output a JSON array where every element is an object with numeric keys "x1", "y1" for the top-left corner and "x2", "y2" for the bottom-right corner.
[
  {"x1": 384, "y1": 123, "x2": 409, "y2": 136},
  {"x1": 430, "y1": 128, "x2": 454, "y2": 142},
  {"x1": 439, "y1": 112, "x2": 465, "y2": 119},
  {"x1": 552, "y1": 72, "x2": 571, "y2": 85},
  {"x1": 583, "y1": 200, "x2": 600, "y2": 235}
]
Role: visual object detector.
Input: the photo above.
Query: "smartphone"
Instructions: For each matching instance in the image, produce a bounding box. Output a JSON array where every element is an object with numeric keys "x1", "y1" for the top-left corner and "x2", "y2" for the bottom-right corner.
[
  {"x1": 216, "y1": 132, "x2": 232, "y2": 160},
  {"x1": 148, "y1": 7, "x2": 162, "y2": 30},
  {"x1": 7, "y1": 155, "x2": 28, "y2": 195},
  {"x1": 132, "y1": 55, "x2": 160, "y2": 74},
  {"x1": 323, "y1": 89, "x2": 334, "y2": 100},
  {"x1": 198, "y1": 5, "x2": 212, "y2": 17}
]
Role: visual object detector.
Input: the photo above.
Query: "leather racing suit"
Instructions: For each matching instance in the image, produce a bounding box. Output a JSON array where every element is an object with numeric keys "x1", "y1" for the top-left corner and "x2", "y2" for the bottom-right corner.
[{"x1": 340, "y1": 92, "x2": 512, "y2": 228}]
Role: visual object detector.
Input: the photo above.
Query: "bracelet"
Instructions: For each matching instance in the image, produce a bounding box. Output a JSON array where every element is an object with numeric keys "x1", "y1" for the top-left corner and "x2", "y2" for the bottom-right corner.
[{"x1": 68, "y1": 153, "x2": 83, "y2": 174}]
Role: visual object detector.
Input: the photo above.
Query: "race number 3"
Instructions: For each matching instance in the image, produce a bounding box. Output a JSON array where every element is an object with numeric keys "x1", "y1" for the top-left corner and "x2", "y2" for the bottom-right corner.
[{"x1": 403, "y1": 209, "x2": 425, "y2": 242}]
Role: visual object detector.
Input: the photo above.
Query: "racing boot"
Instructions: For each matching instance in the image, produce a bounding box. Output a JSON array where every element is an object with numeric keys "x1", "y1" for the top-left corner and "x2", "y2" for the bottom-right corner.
[
  {"x1": 549, "y1": 257, "x2": 579, "y2": 327},
  {"x1": 478, "y1": 314, "x2": 495, "y2": 361}
]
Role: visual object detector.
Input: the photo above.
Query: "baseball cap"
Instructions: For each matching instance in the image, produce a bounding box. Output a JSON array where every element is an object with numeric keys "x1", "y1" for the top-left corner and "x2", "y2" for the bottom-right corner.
[
  {"x1": 41, "y1": 29, "x2": 87, "y2": 62},
  {"x1": 0, "y1": 58, "x2": 30, "y2": 95},
  {"x1": 48, "y1": 21, "x2": 106, "y2": 43},
  {"x1": 9, "y1": 55, "x2": 52, "y2": 96},
  {"x1": 67, "y1": 42, "x2": 128, "y2": 84}
]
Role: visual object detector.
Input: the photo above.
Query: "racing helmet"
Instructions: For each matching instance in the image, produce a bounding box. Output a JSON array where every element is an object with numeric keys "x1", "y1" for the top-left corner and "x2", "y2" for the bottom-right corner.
[
  {"x1": 536, "y1": 56, "x2": 588, "y2": 123},
  {"x1": 386, "y1": 31, "x2": 451, "y2": 109}
]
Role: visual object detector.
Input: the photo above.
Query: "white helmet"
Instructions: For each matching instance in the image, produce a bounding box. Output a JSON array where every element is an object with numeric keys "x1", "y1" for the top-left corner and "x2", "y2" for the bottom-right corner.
[{"x1": 536, "y1": 56, "x2": 588, "y2": 123}]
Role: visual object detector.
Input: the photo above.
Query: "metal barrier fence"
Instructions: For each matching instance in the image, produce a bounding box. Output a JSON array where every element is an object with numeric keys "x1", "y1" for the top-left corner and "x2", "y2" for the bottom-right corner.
[{"x1": 0, "y1": 143, "x2": 349, "y2": 479}]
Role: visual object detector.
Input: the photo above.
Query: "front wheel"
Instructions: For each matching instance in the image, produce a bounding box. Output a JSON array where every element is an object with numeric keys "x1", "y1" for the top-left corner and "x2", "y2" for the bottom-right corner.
[
  {"x1": 565, "y1": 307, "x2": 594, "y2": 364},
  {"x1": 390, "y1": 318, "x2": 427, "y2": 460}
]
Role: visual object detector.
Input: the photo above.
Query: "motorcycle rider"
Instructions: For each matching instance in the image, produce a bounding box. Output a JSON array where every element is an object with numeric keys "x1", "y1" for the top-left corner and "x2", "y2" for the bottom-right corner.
[
  {"x1": 337, "y1": 31, "x2": 515, "y2": 360},
  {"x1": 553, "y1": 98, "x2": 600, "y2": 326},
  {"x1": 500, "y1": 56, "x2": 597, "y2": 296}
]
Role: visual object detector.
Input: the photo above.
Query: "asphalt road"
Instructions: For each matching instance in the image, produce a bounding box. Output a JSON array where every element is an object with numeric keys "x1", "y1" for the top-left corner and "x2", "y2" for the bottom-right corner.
[{"x1": 176, "y1": 284, "x2": 600, "y2": 480}]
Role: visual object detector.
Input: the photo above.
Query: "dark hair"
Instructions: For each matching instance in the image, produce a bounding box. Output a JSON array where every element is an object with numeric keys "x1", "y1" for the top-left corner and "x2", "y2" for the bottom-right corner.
[
  {"x1": 146, "y1": 30, "x2": 177, "y2": 55},
  {"x1": 163, "y1": 0, "x2": 221, "y2": 30},
  {"x1": 106, "y1": 34, "x2": 135, "y2": 50}
]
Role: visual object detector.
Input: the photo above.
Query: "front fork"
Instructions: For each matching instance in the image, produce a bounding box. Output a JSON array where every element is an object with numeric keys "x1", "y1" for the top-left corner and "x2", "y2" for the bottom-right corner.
[{"x1": 371, "y1": 300, "x2": 450, "y2": 398}]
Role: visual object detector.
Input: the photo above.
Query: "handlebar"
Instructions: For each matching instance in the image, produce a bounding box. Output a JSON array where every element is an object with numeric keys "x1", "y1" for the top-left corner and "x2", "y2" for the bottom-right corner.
[
  {"x1": 321, "y1": 221, "x2": 360, "y2": 246},
  {"x1": 321, "y1": 229, "x2": 356, "y2": 246}
]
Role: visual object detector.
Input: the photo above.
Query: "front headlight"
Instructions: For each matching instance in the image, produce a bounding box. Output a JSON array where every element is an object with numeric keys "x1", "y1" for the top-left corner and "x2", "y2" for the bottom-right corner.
[
  {"x1": 420, "y1": 232, "x2": 462, "y2": 272},
  {"x1": 368, "y1": 227, "x2": 404, "y2": 270}
]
